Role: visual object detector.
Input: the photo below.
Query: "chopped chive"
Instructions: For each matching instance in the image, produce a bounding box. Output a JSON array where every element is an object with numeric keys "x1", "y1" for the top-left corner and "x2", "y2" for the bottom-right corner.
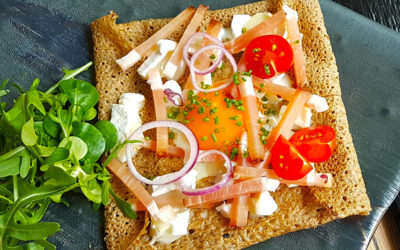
[
  {"x1": 203, "y1": 117, "x2": 210, "y2": 122},
  {"x1": 261, "y1": 95, "x2": 268, "y2": 102},
  {"x1": 259, "y1": 83, "x2": 265, "y2": 88},
  {"x1": 236, "y1": 105, "x2": 244, "y2": 111},
  {"x1": 264, "y1": 64, "x2": 271, "y2": 75},
  {"x1": 229, "y1": 115, "x2": 238, "y2": 121},
  {"x1": 210, "y1": 53, "x2": 216, "y2": 60},
  {"x1": 258, "y1": 119, "x2": 263, "y2": 124},
  {"x1": 294, "y1": 40, "x2": 300, "y2": 44},
  {"x1": 210, "y1": 107, "x2": 218, "y2": 115},
  {"x1": 145, "y1": 136, "x2": 150, "y2": 140},
  {"x1": 252, "y1": 48, "x2": 260, "y2": 53},
  {"x1": 214, "y1": 92, "x2": 219, "y2": 96},
  {"x1": 230, "y1": 147, "x2": 239, "y2": 160},
  {"x1": 214, "y1": 116, "x2": 219, "y2": 124},
  {"x1": 184, "y1": 119, "x2": 189, "y2": 124},
  {"x1": 233, "y1": 72, "x2": 240, "y2": 85},
  {"x1": 197, "y1": 106, "x2": 205, "y2": 114},
  {"x1": 241, "y1": 27, "x2": 247, "y2": 33},
  {"x1": 243, "y1": 70, "x2": 252, "y2": 76},
  {"x1": 214, "y1": 128, "x2": 220, "y2": 133},
  {"x1": 163, "y1": 96, "x2": 167, "y2": 103},
  {"x1": 201, "y1": 136, "x2": 208, "y2": 141},
  {"x1": 211, "y1": 134, "x2": 217, "y2": 142},
  {"x1": 168, "y1": 131, "x2": 175, "y2": 139},
  {"x1": 243, "y1": 151, "x2": 249, "y2": 158},
  {"x1": 241, "y1": 77, "x2": 247, "y2": 82},
  {"x1": 236, "y1": 121, "x2": 243, "y2": 126}
]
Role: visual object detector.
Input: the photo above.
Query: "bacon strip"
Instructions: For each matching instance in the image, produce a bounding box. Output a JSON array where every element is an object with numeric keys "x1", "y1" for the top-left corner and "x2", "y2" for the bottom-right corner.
[
  {"x1": 163, "y1": 5, "x2": 209, "y2": 80},
  {"x1": 224, "y1": 10, "x2": 286, "y2": 54},
  {"x1": 237, "y1": 75, "x2": 265, "y2": 162},
  {"x1": 286, "y1": 11, "x2": 307, "y2": 87},
  {"x1": 116, "y1": 7, "x2": 196, "y2": 71},
  {"x1": 234, "y1": 165, "x2": 333, "y2": 187},
  {"x1": 107, "y1": 159, "x2": 159, "y2": 217},
  {"x1": 147, "y1": 69, "x2": 168, "y2": 156},
  {"x1": 184, "y1": 19, "x2": 223, "y2": 95},
  {"x1": 184, "y1": 177, "x2": 267, "y2": 207}
]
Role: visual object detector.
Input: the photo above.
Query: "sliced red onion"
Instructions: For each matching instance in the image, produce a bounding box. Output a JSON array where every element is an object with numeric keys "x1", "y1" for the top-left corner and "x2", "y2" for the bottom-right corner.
[
  {"x1": 190, "y1": 44, "x2": 238, "y2": 93},
  {"x1": 182, "y1": 32, "x2": 223, "y2": 71},
  {"x1": 164, "y1": 88, "x2": 183, "y2": 106},
  {"x1": 125, "y1": 121, "x2": 199, "y2": 185},
  {"x1": 181, "y1": 150, "x2": 233, "y2": 196}
]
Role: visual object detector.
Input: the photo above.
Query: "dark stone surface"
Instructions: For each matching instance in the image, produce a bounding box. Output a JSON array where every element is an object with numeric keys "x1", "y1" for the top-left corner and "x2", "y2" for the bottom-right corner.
[
  {"x1": 332, "y1": 0, "x2": 400, "y2": 32},
  {"x1": 0, "y1": 0, "x2": 399, "y2": 249}
]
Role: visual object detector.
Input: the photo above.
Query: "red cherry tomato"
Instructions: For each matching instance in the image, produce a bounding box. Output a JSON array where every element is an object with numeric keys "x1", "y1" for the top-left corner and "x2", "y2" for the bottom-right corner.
[
  {"x1": 244, "y1": 35, "x2": 293, "y2": 79},
  {"x1": 289, "y1": 126, "x2": 336, "y2": 163},
  {"x1": 271, "y1": 135, "x2": 313, "y2": 180}
]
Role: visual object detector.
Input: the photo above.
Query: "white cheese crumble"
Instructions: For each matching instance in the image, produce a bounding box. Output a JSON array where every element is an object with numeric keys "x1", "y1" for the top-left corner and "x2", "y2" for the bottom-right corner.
[
  {"x1": 307, "y1": 95, "x2": 329, "y2": 112},
  {"x1": 110, "y1": 93, "x2": 145, "y2": 162},
  {"x1": 248, "y1": 190, "x2": 278, "y2": 217},
  {"x1": 149, "y1": 170, "x2": 197, "y2": 244},
  {"x1": 218, "y1": 27, "x2": 234, "y2": 42},
  {"x1": 279, "y1": 105, "x2": 312, "y2": 129},
  {"x1": 138, "y1": 39, "x2": 177, "y2": 79},
  {"x1": 231, "y1": 15, "x2": 251, "y2": 38},
  {"x1": 243, "y1": 12, "x2": 272, "y2": 31},
  {"x1": 271, "y1": 73, "x2": 293, "y2": 88},
  {"x1": 216, "y1": 178, "x2": 279, "y2": 218},
  {"x1": 150, "y1": 209, "x2": 190, "y2": 244},
  {"x1": 283, "y1": 5, "x2": 298, "y2": 20}
]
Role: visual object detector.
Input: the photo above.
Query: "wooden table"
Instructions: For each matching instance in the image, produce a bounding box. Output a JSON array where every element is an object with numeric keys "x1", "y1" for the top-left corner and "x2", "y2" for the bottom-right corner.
[{"x1": 331, "y1": 0, "x2": 400, "y2": 249}]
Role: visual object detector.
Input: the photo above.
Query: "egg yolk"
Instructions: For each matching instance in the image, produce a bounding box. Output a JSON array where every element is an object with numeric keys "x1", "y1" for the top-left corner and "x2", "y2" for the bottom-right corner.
[{"x1": 184, "y1": 91, "x2": 245, "y2": 152}]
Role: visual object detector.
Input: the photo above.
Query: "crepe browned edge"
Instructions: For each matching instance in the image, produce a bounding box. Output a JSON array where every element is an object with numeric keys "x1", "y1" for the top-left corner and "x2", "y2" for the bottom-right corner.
[{"x1": 90, "y1": 0, "x2": 371, "y2": 249}]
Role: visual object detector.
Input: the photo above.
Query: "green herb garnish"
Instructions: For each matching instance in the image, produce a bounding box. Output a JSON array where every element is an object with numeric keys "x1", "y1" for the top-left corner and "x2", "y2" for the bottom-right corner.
[
  {"x1": 264, "y1": 64, "x2": 271, "y2": 75},
  {"x1": 0, "y1": 62, "x2": 137, "y2": 249}
]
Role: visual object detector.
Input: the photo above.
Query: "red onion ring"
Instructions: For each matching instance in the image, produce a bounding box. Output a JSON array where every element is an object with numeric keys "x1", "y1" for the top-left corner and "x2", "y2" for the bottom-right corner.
[
  {"x1": 190, "y1": 44, "x2": 238, "y2": 92},
  {"x1": 125, "y1": 121, "x2": 199, "y2": 185},
  {"x1": 182, "y1": 32, "x2": 224, "y2": 73},
  {"x1": 164, "y1": 88, "x2": 183, "y2": 106},
  {"x1": 181, "y1": 150, "x2": 233, "y2": 196}
]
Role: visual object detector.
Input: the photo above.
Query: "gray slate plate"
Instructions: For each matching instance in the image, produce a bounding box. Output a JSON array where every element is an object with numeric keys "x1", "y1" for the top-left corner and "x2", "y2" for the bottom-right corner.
[{"x1": 0, "y1": 0, "x2": 399, "y2": 249}]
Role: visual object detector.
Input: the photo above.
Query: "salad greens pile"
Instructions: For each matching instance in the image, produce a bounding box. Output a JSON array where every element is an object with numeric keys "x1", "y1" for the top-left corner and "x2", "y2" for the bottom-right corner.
[{"x1": 0, "y1": 62, "x2": 136, "y2": 249}]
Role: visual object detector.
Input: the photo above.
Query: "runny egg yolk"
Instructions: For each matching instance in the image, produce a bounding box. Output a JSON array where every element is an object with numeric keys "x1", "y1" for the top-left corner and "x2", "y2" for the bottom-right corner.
[{"x1": 184, "y1": 91, "x2": 245, "y2": 152}]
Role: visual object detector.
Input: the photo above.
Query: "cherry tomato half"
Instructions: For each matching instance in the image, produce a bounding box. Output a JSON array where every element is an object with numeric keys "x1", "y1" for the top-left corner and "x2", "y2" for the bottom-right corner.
[
  {"x1": 271, "y1": 135, "x2": 313, "y2": 180},
  {"x1": 289, "y1": 126, "x2": 336, "y2": 163},
  {"x1": 244, "y1": 35, "x2": 293, "y2": 79}
]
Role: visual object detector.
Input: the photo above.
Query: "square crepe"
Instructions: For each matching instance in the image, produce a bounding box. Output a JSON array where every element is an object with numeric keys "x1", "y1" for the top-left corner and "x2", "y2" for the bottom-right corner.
[{"x1": 90, "y1": 0, "x2": 371, "y2": 248}]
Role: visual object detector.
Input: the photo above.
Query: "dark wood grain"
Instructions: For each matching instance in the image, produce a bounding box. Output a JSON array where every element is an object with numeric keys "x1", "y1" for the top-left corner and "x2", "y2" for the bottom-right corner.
[{"x1": 332, "y1": 0, "x2": 400, "y2": 32}]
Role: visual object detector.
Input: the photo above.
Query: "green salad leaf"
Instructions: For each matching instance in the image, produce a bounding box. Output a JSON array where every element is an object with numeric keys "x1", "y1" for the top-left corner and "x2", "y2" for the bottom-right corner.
[{"x1": 0, "y1": 62, "x2": 137, "y2": 249}]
